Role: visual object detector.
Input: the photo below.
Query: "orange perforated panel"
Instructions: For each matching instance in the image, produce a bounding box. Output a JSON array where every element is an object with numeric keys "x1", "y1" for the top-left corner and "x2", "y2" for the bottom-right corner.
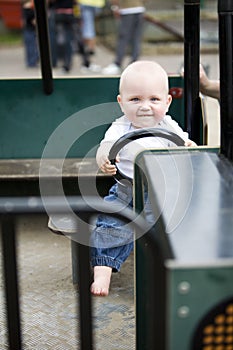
[{"x1": 192, "y1": 298, "x2": 233, "y2": 350}]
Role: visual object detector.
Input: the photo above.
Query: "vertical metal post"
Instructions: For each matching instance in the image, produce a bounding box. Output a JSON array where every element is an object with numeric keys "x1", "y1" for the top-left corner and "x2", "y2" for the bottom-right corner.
[
  {"x1": 218, "y1": 0, "x2": 233, "y2": 161},
  {"x1": 184, "y1": 0, "x2": 201, "y2": 144},
  {"x1": 1, "y1": 216, "x2": 22, "y2": 350},
  {"x1": 71, "y1": 240, "x2": 79, "y2": 285},
  {"x1": 34, "y1": 0, "x2": 53, "y2": 95},
  {"x1": 74, "y1": 215, "x2": 93, "y2": 350}
]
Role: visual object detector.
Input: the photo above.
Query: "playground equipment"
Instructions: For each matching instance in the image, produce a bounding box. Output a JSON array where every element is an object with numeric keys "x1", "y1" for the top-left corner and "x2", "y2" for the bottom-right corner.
[
  {"x1": 134, "y1": 1, "x2": 233, "y2": 349},
  {"x1": 0, "y1": 1, "x2": 233, "y2": 349}
]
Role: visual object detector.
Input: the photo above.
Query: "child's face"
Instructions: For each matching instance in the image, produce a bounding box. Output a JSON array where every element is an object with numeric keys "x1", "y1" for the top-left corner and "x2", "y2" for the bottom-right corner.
[{"x1": 117, "y1": 71, "x2": 172, "y2": 129}]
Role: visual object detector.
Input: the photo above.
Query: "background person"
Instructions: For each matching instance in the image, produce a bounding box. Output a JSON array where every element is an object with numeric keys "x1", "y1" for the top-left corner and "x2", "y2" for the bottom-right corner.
[
  {"x1": 53, "y1": 0, "x2": 75, "y2": 73},
  {"x1": 199, "y1": 63, "x2": 220, "y2": 100},
  {"x1": 78, "y1": 0, "x2": 105, "y2": 72},
  {"x1": 102, "y1": 0, "x2": 146, "y2": 75},
  {"x1": 22, "y1": 0, "x2": 39, "y2": 68},
  {"x1": 180, "y1": 64, "x2": 220, "y2": 100}
]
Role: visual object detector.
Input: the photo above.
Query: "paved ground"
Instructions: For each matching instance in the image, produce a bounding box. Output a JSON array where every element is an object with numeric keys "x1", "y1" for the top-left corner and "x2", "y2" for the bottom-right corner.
[{"x1": 0, "y1": 215, "x2": 135, "y2": 349}]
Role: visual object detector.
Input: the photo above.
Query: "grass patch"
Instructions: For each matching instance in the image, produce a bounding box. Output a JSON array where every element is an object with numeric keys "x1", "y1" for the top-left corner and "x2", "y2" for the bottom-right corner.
[{"x1": 0, "y1": 30, "x2": 22, "y2": 46}]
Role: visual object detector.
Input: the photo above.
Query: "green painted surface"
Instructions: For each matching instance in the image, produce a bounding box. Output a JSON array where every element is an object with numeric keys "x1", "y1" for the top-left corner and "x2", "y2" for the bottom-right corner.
[
  {"x1": 0, "y1": 77, "x2": 120, "y2": 158},
  {"x1": 134, "y1": 148, "x2": 232, "y2": 350},
  {"x1": 0, "y1": 76, "x2": 187, "y2": 159},
  {"x1": 167, "y1": 265, "x2": 233, "y2": 350}
]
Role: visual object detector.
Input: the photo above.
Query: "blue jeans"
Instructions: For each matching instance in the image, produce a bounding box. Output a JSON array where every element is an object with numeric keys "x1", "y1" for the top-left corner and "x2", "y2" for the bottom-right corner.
[
  {"x1": 55, "y1": 13, "x2": 74, "y2": 71},
  {"x1": 80, "y1": 5, "x2": 102, "y2": 39},
  {"x1": 90, "y1": 183, "x2": 154, "y2": 272},
  {"x1": 23, "y1": 28, "x2": 39, "y2": 67}
]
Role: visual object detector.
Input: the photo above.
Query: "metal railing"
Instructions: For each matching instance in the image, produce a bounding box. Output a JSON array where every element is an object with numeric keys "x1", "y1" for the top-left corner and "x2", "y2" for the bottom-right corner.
[{"x1": 0, "y1": 196, "x2": 151, "y2": 350}]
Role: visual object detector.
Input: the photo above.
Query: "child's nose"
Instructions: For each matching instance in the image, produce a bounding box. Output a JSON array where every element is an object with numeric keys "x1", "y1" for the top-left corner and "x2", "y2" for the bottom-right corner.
[{"x1": 140, "y1": 101, "x2": 151, "y2": 110}]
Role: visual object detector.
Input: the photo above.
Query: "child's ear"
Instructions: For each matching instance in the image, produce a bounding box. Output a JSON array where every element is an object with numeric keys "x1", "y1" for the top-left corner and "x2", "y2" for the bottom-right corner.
[
  {"x1": 117, "y1": 94, "x2": 121, "y2": 103},
  {"x1": 117, "y1": 94, "x2": 124, "y2": 112},
  {"x1": 167, "y1": 94, "x2": 172, "y2": 105},
  {"x1": 166, "y1": 94, "x2": 172, "y2": 112}
]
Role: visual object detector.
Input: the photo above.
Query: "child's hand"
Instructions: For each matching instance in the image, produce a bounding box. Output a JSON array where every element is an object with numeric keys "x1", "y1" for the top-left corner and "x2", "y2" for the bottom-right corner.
[
  {"x1": 185, "y1": 139, "x2": 197, "y2": 147},
  {"x1": 100, "y1": 156, "x2": 120, "y2": 175}
]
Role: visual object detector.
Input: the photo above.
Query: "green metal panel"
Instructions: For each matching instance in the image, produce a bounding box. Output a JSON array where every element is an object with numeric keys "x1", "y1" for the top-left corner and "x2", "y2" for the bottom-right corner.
[
  {"x1": 168, "y1": 75, "x2": 185, "y2": 128},
  {"x1": 134, "y1": 148, "x2": 233, "y2": 350},
  {"x1": 0, "y1": 77, "x2": 120, "y2": 158},
  {"x1": 0, "y1": 76, "x2": 188, "y2": 159},
  {"x1": 167, "y1": 265, "x2": 233, "y2": 350}
]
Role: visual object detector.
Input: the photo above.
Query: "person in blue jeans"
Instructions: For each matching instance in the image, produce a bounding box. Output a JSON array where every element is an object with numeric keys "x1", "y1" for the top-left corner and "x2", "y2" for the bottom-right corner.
[
  {"x1": 90, "y1": 60, "x2": 196, "y2": 296},
  {"x1": 22, "y1": 0, "x2": 39, "y2": 67},
  {"x1": 53, "y1": 0, "x2": 75, "y2": 73},
  {"x1": 78, "y1": 0, "x2": 105, "y2": 72}
]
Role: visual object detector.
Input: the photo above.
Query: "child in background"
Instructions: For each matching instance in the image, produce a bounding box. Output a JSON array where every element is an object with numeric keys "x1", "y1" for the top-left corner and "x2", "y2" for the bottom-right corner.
[{"x1": 90, "y1": 60, "x2": 196, "y2": 296}]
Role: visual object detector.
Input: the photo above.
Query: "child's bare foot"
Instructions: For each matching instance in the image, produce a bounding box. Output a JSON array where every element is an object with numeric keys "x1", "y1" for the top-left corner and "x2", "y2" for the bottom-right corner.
[{"x1": 90, "y1": 266, "x2": 112, "y2": 296}]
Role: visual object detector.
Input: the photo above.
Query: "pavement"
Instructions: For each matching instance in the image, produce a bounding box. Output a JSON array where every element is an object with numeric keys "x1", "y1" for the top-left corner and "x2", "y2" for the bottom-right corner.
[{"x1": 0, "y1": 215, "x2": 135, "y2": 350}]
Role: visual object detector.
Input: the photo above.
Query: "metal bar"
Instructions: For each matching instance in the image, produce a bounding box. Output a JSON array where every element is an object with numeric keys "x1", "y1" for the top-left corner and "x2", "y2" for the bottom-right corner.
[
  {"x1": 184, "y1": 0, "x2": 201, "y2": 144},
  {"x1": 71, "y1": 240, "x2": 79, "y2": 285},
  {"x1": 0, "y1": 196, "x2": 148, "y2": 349},
  {"x1": 136, "y1": 230, "x2": 169, "y2": 350},
  {"x1": 134, "y1": 164, "x2": 174, "y2": 350},
  {"x1": 69, "y1": 213, "x2": 93, "y2": 350},
  {"x1": 218, "y1": 0, "x2": 233, "y2": 161},
  {"x1": 1, "y1": 215, "x2": 22, "y2": 350},
  {"x1": 144, "y1": 14, "x2": 184, "y2": 41},
  {"x1": 34, "y1": 0, "x2": 53, "y2": 95},
  {"x1": 75, "y1": 216, "x2": 93, "y2": 350}
]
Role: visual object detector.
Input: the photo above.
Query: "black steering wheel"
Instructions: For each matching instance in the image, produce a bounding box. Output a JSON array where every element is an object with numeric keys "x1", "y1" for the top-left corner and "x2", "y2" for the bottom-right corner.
[{"x1": 108, "y1": 127, "x2": 185, "y2": 182}]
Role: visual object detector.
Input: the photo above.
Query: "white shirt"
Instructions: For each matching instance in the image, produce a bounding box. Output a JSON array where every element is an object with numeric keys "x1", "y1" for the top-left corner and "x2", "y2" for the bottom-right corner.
[
  {"x1": 119, "y1": 7, "x2": 145, "y2": 15},
  {"x1": 97, "y1": 115, "x2": 189, "y2": 179}
]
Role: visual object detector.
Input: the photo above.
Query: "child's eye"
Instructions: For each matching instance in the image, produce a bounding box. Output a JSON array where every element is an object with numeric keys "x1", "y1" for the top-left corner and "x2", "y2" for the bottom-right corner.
[
  {"x1": 130, "y1": 97, "x2": 140, "y2": 102},
  {"x1": 151, "y1": 97, "x2": 158, "y2": 102}
]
